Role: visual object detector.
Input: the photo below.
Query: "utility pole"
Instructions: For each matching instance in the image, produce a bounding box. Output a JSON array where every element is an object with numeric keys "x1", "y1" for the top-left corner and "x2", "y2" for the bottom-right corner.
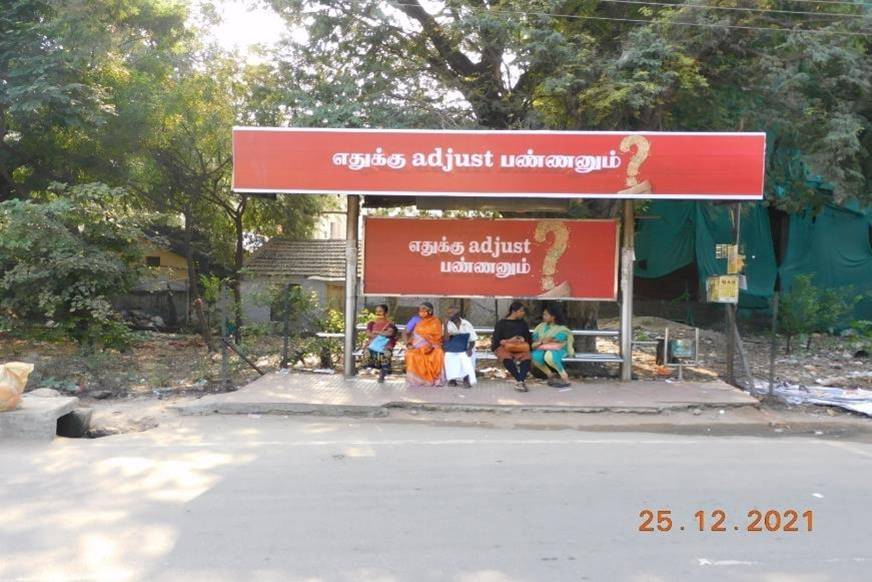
[
  {"x1": 620, "y1": 200, "x2": 635, "y2": 381},
  {"x1": 343, "y1": 195, "x2": 360, "y2": 378}
]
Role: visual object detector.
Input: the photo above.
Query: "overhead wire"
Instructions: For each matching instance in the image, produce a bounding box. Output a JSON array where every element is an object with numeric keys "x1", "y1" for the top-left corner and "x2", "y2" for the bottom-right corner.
[
  {"x1": 597, "y1": 0, "x2": 870, "y2": 19},
  {"x1": 388, "y1": 2, "x2": 871, "y2": 37}
]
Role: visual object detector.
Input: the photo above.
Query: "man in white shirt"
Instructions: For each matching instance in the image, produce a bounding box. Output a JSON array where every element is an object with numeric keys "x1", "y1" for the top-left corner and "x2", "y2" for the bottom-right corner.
[{"x1": 443, "y1": 306, "x2": 477, "y2": 388}]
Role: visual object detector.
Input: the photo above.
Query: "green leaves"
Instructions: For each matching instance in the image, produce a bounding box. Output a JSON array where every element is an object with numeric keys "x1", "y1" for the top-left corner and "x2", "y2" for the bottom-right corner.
[
  {"x1": 266, "y1": 0, "x2": 871, "y2": 207},
  {"x1": 0, "y1": 182, "x2": 144, "y2": 348}
]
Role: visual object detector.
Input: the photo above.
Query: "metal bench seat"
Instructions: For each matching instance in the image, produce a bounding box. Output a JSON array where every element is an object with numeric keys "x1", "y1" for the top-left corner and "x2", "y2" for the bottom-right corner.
[{"x1": 322, "y1": 325, "x2": 625, "y2": 367}]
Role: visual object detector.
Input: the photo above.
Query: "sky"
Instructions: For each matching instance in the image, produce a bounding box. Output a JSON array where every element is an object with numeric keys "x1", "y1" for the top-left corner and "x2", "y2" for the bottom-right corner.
[{"x1": 195, "y1": 0, "x2": 288, "y2": 58}]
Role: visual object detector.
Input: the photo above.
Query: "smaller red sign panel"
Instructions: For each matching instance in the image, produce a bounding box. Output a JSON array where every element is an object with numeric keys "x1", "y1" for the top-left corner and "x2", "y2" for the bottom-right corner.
[{"x1": 363, "y1": 218, "x2": 619, "y2": 300}]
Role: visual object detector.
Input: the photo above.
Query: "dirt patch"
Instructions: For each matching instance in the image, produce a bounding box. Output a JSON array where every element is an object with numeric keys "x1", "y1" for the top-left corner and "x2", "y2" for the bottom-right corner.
[
  {"x1": 1, "y1": 331, "x2": 289, "y2": 400},
  {"x1": 599, "y1": 316, "x2": 870, "y2": 389}
]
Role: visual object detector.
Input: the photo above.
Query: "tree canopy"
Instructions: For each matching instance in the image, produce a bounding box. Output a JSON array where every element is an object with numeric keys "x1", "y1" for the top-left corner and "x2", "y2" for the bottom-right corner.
[{"x1": 265, "y1": 0, "x2": 871, "y2": 210}]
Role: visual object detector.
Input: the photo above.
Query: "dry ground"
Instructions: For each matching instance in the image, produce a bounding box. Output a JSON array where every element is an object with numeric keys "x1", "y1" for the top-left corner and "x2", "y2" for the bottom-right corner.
[{"x1": 2, "y1": 316, "x2": 868, "y2": 404}]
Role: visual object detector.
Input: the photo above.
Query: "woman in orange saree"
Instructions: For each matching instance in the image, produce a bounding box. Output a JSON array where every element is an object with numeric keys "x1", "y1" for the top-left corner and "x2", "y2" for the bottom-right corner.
[{"x1": 404, "y1": 302, "x2": 445, "y2": 387}]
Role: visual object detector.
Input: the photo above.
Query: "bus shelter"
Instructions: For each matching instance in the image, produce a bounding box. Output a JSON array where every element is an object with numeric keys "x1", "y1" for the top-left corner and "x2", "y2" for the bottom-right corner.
[{"x1": 232, "y1": 128, "x2": 765, "y2": 381}]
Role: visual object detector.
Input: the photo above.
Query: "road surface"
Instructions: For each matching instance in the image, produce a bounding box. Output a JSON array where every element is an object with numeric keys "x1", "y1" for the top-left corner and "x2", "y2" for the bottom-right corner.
[{"x1": 1, "y1": 415, "x2": 870, "y2": 581}]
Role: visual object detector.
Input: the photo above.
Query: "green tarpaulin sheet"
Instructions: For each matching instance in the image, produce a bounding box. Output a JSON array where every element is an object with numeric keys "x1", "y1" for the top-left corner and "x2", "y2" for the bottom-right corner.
[{"x1": 634, "y1": 201, "x2": 871, "y2": 318}]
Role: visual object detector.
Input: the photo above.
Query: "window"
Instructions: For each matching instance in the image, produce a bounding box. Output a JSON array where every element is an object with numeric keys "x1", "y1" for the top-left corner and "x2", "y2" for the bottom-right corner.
[{"x1": 145, "y1": 256, "x2": 161, "y2": 267}]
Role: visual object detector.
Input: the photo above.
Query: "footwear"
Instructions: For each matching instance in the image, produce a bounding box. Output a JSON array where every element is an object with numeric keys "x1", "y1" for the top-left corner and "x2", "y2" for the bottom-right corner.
[
  {"x1": 447, "y1": 380, "x2": 458, "y2": 387},
  {"x1": 514, "y1": 380, "x2": 528, "y2": 392},
  {"x1": 377, "y1": 369, "x2": 386, "y2": 383},
  {"x1": 555, "y1": 380, "x2": 571, "y2": 388},
  {"x1": 546, "y1": 377, "x2": 560, "y2": 387},
  {"x1": 462, "y1": 378, "x2": 472, "y2": 389}
]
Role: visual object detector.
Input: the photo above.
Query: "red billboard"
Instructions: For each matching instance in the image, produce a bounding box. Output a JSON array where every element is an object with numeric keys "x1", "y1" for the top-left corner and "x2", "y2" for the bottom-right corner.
[
  {"x1": 363, "y1": 218, "x2": 619, "y2": 300},
  {"x1": 233, "y1": 128, "x2": 765, "y2": 200}
]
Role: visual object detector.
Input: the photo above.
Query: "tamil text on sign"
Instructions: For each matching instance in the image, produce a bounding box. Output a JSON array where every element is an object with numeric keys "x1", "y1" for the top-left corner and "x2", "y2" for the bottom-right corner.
[
  {"x1": 363, "y1": 218, "x2": 619, "y2": 300},
  {"x1": 232, "y1": 128, "x2": 765, "y2": 200}
]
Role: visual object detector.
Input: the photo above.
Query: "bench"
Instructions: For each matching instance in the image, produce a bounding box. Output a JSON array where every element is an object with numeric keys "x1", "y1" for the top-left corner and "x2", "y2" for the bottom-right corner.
[{"x1": 317, "y1": 324, "x2": 624, "y2": 364}]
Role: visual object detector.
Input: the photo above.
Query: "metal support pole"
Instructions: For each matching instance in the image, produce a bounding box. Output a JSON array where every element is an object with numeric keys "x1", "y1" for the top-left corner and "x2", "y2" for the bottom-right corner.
[
  {"x1": 281, "y1": 283, "x2": 291, "y2": 369},
  {"x1": 343, "y1": 195, "x2": 361, "y2": 378},
  {"x1": 725, "y1": 303, "x2": 736, "y2": 385},
  {"x1": 219, "y1": 286, "x2": 229, "y2": 388},
  {"x1": 768, "y1": 291, "x2": 779, "y2": 396},
  {"x1": 620, "y1": 200, "x2": 635, "y2": 381}
]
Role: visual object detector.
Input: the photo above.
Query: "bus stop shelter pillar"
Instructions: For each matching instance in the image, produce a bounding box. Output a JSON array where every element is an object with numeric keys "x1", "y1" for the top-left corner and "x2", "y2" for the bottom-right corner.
[
  {"x1": 620, "y1": 200, "x2": 635, "y2": 381},
  {"x1": 343, "y1": 195, "x2": 361, "y2": 378}
]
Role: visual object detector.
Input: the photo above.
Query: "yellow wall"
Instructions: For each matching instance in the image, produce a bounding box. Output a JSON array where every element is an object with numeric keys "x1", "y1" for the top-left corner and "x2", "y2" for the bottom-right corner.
[{"x1": 140, "y1": 243, "x2": 189, "y2": 283}]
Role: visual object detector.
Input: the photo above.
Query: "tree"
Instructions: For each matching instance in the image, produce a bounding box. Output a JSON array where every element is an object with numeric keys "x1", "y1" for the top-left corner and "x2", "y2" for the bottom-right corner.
[
  {"x1": 0, "y1": 0, "x2": 189, "y2": 201},
  {"x1": 264, "y1": 0, "x2": 871, "y2": 350},
  {"x1": 128, "y1": 51, "x2": 323, "y2": 341},
  {"x1": 0, "y1": 182, "x2": 145, "y2": 348}
]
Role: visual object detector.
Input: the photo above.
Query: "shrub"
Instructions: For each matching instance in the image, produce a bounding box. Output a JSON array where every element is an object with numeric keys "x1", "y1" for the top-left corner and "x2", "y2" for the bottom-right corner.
[
  {"x1": 779, "y1": 274, "x2": 862, "y2": 352},
  {"x1": 0, "y1": 183, "x2": 144, "y2": 350}
]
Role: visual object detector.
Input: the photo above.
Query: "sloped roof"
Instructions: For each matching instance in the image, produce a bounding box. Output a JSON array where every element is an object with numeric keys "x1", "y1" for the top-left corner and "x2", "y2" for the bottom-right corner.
[{"x1": 244, "y1": 239, "x2": 347, "y2": 278}]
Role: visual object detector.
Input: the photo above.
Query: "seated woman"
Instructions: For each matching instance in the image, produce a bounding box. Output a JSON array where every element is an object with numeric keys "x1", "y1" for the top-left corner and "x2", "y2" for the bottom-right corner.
[
  {"x1": 404, "y1": 302, "x2": 445, "y2": 387},
  {"x1": 443, "y1": 305, "x2": 477, "y2": 388},
  {"x1": 361, "y1": 304, "x2": 398, "y2": 383},
  {"x1": 531, "y1": 303, "x2": 574, "y2": 388},
  {"x1": 491, "y1": 301, "x2": 533, "y2": 392}
]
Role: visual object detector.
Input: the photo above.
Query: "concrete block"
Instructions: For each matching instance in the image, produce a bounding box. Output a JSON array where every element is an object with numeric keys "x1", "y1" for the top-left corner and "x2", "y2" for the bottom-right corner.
[
  {"x1": 56, "y1": 408, "x2": 93, "y2": 438},
  {"x1": 0, "y1": 395, "x2": 79, "y2": 440}
]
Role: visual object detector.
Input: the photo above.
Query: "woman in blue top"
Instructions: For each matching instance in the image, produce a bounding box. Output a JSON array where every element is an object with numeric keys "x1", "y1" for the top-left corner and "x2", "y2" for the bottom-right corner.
[{"x1": 531, "y1": 304, "x2": 574, "y2": 388}]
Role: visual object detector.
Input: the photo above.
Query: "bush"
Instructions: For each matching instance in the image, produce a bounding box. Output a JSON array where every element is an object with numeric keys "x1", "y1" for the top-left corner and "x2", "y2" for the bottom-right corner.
[
  {"x1": 779, "y1": 274, "x2": 862, "y2": 352},
  {"x1": 0, "y1": 183, "x2": 145, "y2": 350}
]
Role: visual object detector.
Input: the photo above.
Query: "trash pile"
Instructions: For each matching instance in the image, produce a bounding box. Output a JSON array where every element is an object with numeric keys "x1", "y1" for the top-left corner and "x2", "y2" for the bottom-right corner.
[
  {"x1": 0, "y1": 362, "x2": 35, "y2": 412},
  {"x1": 753, "y1": 380, "x2": 872, "y2": 417}
]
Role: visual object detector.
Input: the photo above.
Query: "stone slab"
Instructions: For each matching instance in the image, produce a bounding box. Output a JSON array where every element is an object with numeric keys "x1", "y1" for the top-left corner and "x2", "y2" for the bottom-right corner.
[
  {"x1": 0, "y1": 395, "x2": 79, "y2": 440},
  {"x1": 175, "y1": 371, "x2": 759, "y2": 416}
]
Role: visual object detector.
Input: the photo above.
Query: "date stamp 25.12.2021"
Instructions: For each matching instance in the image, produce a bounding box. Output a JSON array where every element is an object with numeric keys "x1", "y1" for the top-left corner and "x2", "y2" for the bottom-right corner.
[{"x1": 639, "y1": 509, "x2": 814, "y2": 533}]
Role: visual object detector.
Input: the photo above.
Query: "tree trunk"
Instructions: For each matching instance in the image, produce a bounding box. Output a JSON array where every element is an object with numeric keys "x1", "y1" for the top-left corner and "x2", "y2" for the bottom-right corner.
[
  {"x1": 182, "y1": 208, "x2": 201, "y2": 303},
  {"x1": 183, "y1": 209, "x2": 215, "y2": 351}
]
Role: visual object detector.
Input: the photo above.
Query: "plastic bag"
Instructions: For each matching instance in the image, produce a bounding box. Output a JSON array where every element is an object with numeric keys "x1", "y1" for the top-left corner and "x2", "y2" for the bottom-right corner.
[{"x1": 0, "y1": 362, "x2": 35, "y2": 412}]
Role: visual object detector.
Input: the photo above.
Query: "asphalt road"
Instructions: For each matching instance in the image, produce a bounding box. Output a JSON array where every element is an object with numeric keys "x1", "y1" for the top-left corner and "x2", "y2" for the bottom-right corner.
[{"x1": 1, "y1": 415, "x2": 871, "y2": 582}]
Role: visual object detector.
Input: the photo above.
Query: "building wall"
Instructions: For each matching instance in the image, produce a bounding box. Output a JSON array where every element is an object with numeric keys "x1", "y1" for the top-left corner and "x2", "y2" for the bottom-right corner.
[
  {"x1": 115, "y1": 290, "x2": 189, "y2": 328},
  {"x1": 140, "y1": 243, "x2": 189, "y2": 283},
  {"x1": 241, "y1": 276, "x2": 331, "y2": 326}
]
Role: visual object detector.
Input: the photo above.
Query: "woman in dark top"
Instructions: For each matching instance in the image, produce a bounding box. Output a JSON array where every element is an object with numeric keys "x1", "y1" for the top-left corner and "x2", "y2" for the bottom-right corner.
[{"x1": 492, "y1": 301, "x2": 533, "y2": 391}]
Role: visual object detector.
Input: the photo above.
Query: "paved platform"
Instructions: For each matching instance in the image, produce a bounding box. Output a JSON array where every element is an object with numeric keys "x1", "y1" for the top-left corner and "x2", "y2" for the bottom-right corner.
[
  {"x1": 0, "y1": 394, "x2": 79, "y2": 440},
  {"x1": 175, "y1": 371, "x2": 759, "y2": 416}
]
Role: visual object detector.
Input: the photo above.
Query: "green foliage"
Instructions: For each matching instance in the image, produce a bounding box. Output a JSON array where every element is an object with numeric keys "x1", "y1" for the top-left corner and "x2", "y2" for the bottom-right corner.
[
  {"x1": 816, "y1": 288, "x2": 862, "y2": 335},
  {"x1": 779, "y1": 275, "x2": 862, "y2": 352},
  {"x1": 267, "y1": 0, "x2": 871, "y2": 209},
  {"x1": 849, "y1": 320, "x2": 872, "y2": 353},
  {"x1": 199, "y1": 274, "x2": 224, "y2": 306},
  {"x1": 779, "y1": 275, "x2": 819, "y2": 352},
  {"x1": 0, "y1": 182, "x2": 144, "y2": 349},
  {"x1": 0, "y1": 0, "x2": 189, "y2": 200}
]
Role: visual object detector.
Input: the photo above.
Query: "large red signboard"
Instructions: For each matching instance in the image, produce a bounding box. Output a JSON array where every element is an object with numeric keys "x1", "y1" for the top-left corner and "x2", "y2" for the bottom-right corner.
[
  {"x1": 363, "y1": 218, "x2": 619, "y2": 300},
  {"x1": 233, "y1": 128, "x2": 765, "y2": 200}
]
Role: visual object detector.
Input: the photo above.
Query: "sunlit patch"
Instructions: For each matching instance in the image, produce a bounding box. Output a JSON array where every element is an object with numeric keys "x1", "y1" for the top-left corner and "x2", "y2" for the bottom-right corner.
[
  {"x1": 343, "y1": 446, "x2": 375, "y2": 458},
  {"x1": 456, "y1": 571, "x2": 524, "y2": 582},
  {"x1": 92, "y1": 452, "x2": 252, "y2": 503},
  {"x1": 304, "y1": 423, "x2": 342, "y2": 434}
]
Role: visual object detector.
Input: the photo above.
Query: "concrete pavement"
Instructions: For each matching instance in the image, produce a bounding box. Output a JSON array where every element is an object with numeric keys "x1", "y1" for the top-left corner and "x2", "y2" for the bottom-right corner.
[
  {"x1": 1, "y1": 415, "x2": 871, "y2": 581},
  {"x1": 175, "y1": 370, "x2": 758, "y2": 416}
]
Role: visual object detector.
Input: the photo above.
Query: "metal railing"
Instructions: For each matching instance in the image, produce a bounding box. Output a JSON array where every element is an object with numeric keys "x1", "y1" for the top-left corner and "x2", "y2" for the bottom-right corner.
[{"x1": 316, "y1": 324, "x2": 624, "y2": 364}]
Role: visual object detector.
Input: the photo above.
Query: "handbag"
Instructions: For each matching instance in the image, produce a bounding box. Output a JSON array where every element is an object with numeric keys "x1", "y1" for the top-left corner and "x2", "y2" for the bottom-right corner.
[
  {"x1": 503, "y1": 338, "x2": 530, "y2": 354},
  {"x1": 368, "y1": 335, "x2": 390, "y2": 354}
]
